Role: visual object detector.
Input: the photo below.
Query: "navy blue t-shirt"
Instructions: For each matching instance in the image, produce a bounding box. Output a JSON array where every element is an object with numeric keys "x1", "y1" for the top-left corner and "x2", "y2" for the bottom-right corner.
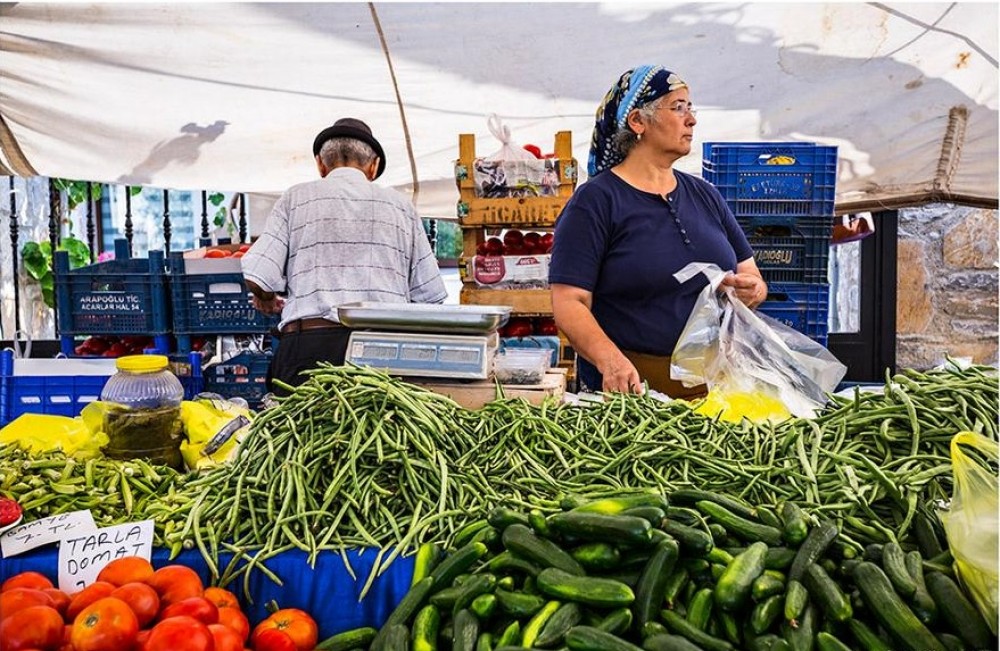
[{"x1": 548, "y1": 169, "x2": 753, "y2": 390}]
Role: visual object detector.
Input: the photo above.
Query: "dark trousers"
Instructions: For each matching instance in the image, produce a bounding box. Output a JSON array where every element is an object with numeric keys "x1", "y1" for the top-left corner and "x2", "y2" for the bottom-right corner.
[{"x1": 267, "y1": 328, "x2": 353, "y2": 396}]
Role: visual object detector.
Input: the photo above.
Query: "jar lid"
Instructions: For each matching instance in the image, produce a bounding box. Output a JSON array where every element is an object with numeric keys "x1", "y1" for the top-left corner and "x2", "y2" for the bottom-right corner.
[{"x1": 116, "y1": 354, "x2": 169, "y2": 373}]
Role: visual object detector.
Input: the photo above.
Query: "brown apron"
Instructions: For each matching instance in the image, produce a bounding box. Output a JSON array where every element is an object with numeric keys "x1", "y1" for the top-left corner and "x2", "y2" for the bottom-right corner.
[{"x1": 621, "y1": 350, "x2": 707, "y2": 400}]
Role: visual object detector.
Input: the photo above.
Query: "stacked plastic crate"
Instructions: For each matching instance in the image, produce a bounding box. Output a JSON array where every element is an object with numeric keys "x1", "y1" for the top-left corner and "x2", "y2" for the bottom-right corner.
[{"x1": 702, "y1": 142, "x2": 837, "y2": 346}]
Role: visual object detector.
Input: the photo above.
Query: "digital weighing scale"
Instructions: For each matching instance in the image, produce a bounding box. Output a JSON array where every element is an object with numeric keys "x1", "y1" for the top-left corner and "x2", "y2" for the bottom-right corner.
[{"x1": 337, "y1": 302, "x2": 511, "y2": 380}]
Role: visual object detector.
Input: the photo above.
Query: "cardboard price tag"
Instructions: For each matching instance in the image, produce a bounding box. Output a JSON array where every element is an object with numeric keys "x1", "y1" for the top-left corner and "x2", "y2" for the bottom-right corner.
[
  {"x1": 57, "y1": 520, "x2": 154, "y2": 593},
  {"x1": 1, "y1": 511, "x2": 97, "y2": 558}
]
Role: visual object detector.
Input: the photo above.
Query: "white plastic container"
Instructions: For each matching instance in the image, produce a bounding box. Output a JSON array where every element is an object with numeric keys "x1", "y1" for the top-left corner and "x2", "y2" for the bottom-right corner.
[{"x1": 493, "y1": 349, "x2": 551, "y2": 385}]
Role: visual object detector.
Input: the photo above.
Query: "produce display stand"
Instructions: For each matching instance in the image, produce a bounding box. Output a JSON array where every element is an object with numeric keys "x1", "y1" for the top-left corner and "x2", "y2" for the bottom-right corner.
[{"x1": 412, "y1": 367, "x2": 567, "y2": 409}]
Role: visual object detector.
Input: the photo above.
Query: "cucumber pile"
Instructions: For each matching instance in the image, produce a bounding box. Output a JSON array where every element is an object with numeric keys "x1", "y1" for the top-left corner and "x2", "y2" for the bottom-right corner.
[{"x1": 321, "y1": 491, "x2": 996, "y2": 651}]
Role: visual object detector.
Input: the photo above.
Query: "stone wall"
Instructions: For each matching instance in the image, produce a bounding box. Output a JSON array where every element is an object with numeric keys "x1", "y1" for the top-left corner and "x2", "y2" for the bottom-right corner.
[{"x1": 897, "y1": 204, "x2": 999, "y2": 369}]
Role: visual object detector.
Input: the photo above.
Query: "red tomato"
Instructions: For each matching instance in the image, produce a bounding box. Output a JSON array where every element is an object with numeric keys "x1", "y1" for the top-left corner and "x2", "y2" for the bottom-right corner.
[
  {"x1": 484, "y1": 237, "x2": 504, "y2": 256},
  {"x1": 42, "y1": 589, "x2": 71, "y2": 617},
  {"x1": 207, "y1": 624, "x2": 242, "y2": 651},
  {"x1": 540, "y1": 232, "x2": 554, "y2": 253},
  {"x1": 215, "y1": 608, "x2": 249, "y2": 642},
  {"x1": 110, "y1": 582, "x2": 160, "y2": 628},
  {"x1": 135, "y1": 629, "x2": 151, "y2": 651},
  {"x1": 202, "y1": 588, "x2": 239, "y2": 611},
  {"x1": 159, "y1": 596, "x2": 218, "y2": 626},
  {"x1": 0, "y1": 588, "x2": 55, "y2": 620},
  {"x1": 238, "y1": 244, "x2": 251, "y2": 253},
  {"x1": 231, "y1": 251, "x2": 245, "y2": 258},
  {"x1": 145, "y1": 616, "x2": 214, "y2": 651},
  {"x1": 145, "y1": 565, "x2": 203, "y2": 607},
  {"x1": 251, "y1": 609, "x2": 317, "y2": 651},
  {"x1": 66, "y1": 582, "x2": 116, "y2": 622},
  {"x1": 70, "y1": 597, "x2": 139, "y2": 651},
  {"x1": 204, "y1": 249, "x2": 228, "y2": 258},
  {"x1": 0, "y1": 605, "x2": 63, "y2": 651},
  {"x1": 62, "y1": 625, "x2": 72, "y2": 645},
  {"x1": 96, "y1": 556, "x2": 154, "y2": 587},
  {"x1": 1, "y1": 572, "x2": 54, "y2": 592},
  {"x1": 522, "y1": 231, "x2": 542, "y2": 253},
  {"x1": 251, "y1": 629, "x2": 296, "y2": 651}
]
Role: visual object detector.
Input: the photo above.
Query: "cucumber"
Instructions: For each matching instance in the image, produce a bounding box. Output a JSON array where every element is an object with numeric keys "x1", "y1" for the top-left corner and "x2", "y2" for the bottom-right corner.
[
  {"x1": 381, "y1": 623, "x2": 409, "y2": 650},
  {"x1": 852, "y1": 562, "x2": 945, "y2": 651},
  {"x1": 779, "y1": 502, "x2": 810, "y2": 547},
  {"x1": 659, "y1": 609, "x2": 734, "y2": 651},
  {"x1": 642, "y1": 633, "x2": 703, "y2": 651},
  {"x1": 597, "y1": 607, "x2": 633, "y2": 635},
  {"x1": 452, "y1": 574, "x2": 497, "y2": 617},
  {"x1": 816, "y1": 632, "x2": 853, "y2": 651},
  {"x1": 803, "y1": 563, "x2": 852, "y2": 622},
  {"x1": 315, "y1": 626, "x2": 378, "y2": 651},
  {"x1": 881, "y1": 542, "x2": 917, "y2": 599},
  {"x1": 503, "y1": 524, "x2": 585, "y2": 576},
  {"x1": 845, "y1": 619, "x2": 893, "y2": 651},
  {"x1": 496, "y1": 620, "x2": 521, "y2": 647},
  {"x1": 469, "y1": 593, "x2": 497, "y2": 621},
  {"x1": 913, "y1": 510, "x2": 945, "y2": 559},
  {"x1": 696, "y1": 501, "x2": 783, "y2": 546},
  {"x1": 714, "y1": 541, "x2": 768, "y2": 611},
  {"x1": 412, "y1": 604, "x2": 441, "y2": 651},
  {"x1": 537, "y1": 567, "x2": 635, "y2": 608},
  {"x1": 685, "y1": 588, "x2": 714, "y2": 630},
  {"x1": 497, "y1": 576, "x2": 516, "y2": 591},
  {"x1": 936, "y1": 633, "x2": 969, "y2": 651},
  {"x1": 534, "y1": 601, "x2": 582, "y2": 648},
  {"x1": 642, "y1": 622, "x2": 669, "y2": 639},
  {"x1": 429, "y1": 585, "x2": 465, "y2": 609},
  {"x1": 488, "y1": 506, "x2": 531, "y2": 530},
  {"x1": 570, "y1": 542, "x2": 622, "y2": 571},
  {"x1": 717, "y1": 611, "x2": 742, "y2": 646},
  {"x1": 452, "y1": 609, "x2": 479, "y2": 651},
  {"x1": 430, "y1": 542, "x2": 490, "y2": 592},
  {"x1": 495, "y1": 587, "x2": 546, "y2": 618},
  {"x1": 863, "y1": 543, "x2": 885, "y2": 562},
  {"x1": 623, "y1": 506, "x2": 667, "y2": 526},
  {"x1": 371, "y1": 576, "x2": 435, "y2": 649},
  {"x1": 671, "y1": 489, "x2": 757, "y2": 520},
  {"x1": 708, "y1": 523, "x2": 730, "y2": 544},
  {"x1": 783, "y1": 579, "x2": 808, "y2": 622},
  {"x1": 411, "y1": 542, "x2": 442, "y2": 587},
  {"x1": 765, "y1": 548, "x2": 797, "y2": 571},
  {"x1": 924, "y1": 571, "x2": 992, "y2": 650},
  {"x1": 781, "y1": 602, "x2": 816, "y2": 651},
  {"x1": 663, "y1": 568, "x2": 690, "y2": 609},
  {"x1": 665, "y1": 506, "x2": 703, "y2": 526},
  {"x1": 788, "y1": 521, "x2": 837, "y2": 582},
  {"x1": 572, "y1": 492, "x2": 669, "y2": 515},
  {"x1": 475, "y1": 633, "x2": 492, "y2": 651},
  {"x1": 528, "y1": 508, "x2": 552, "y2": 537},
  {"x1": 661, "y1": 519, "x2": 714, "y2": 556},
  {"x1": 747, "y1": 634, "x2": 781, "y2": 651},
  {"x1": 454, "y1": 519, "x2": 492, "y2": 549},
  {"x1": 597, "y1": 568, "x2": 642, "y2": 588},
  {"x1": 548, "y1": 511, "x2": 653, "y2": 547},
  {"x1": 522, "y1": 600, "x2": 561, "y2": 647},
  {"x1": 756, "y1": 506, "x2": 784, "y2": 531},
  {"x1": 752, "y1": 573, "x2": 786, "y2": 601},
  {"x1": 903, "y1": 550, "x2": 937, "y2": 626},
  {"x1": 486, "y1": 550, "x2": 542, "y2": 577},
  {"x1": 634, "y1": 536, "x2": 680, "y2": 630},
  {"x1": 750, "y1": 594, "x2": 784, "y2": 635},
  {"x1": 564, "y1": 625, "x2": 644, "y2": 651}
]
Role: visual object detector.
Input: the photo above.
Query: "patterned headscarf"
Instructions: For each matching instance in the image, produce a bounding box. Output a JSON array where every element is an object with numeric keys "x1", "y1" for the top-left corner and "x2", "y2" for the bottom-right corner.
[{"x1": 588, "y1": 65, "x2": 688, "y2": 176}]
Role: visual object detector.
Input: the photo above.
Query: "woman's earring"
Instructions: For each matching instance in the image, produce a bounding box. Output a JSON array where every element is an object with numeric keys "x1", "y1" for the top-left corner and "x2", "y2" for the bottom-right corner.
[{"x1": 636, "y1": 133, "x2": 642, "y2": 141}]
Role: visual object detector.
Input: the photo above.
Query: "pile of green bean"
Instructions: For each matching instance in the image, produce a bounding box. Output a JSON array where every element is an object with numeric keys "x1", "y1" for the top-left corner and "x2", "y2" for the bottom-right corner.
[{"x1": 1, "y1": 361, "x2": 995, "y2": 599}]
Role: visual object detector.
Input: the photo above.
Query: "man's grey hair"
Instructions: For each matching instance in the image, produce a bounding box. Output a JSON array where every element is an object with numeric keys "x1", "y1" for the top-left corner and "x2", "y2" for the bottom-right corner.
[
  {"x1": 318, "y1": 137, "x2": 378, "y2": 170},
  {"x1": 611, "y1": 95, "x2": 666, "y2": 159}
]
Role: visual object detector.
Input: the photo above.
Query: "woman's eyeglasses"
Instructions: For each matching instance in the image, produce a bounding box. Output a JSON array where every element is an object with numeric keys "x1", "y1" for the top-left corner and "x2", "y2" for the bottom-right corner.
[{"x1": 662, "y1": 102, "x2": 698, "y2": 118}]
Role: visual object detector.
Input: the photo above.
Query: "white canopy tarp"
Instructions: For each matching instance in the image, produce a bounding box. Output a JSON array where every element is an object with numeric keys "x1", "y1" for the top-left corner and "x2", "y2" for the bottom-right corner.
[{"x1": 1, "y1": 2, "x2": 997, "y2": 219}]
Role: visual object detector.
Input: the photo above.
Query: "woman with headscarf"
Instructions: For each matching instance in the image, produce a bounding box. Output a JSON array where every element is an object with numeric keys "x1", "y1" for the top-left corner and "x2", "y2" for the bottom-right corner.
[{"x1": 548, "y1": 65, "x2": 767, "y2": 396}]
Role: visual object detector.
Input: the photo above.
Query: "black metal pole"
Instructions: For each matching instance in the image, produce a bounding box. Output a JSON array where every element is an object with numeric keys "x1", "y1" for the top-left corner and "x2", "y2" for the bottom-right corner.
[
  {"x1": 162, "y1": 189, "x2": 171, "y2": 255},
  {"x1": 238, "y1": 193, "x2": 247, "y2": 244},
  {"x1": 85, "y1": 181, "x2": 96, "y2": 262},
  {"x1": 200, "y1": 190, "x2": 210, "y2": 240},
  {"x1": 48, "y1": 178, "x2": 61, "y2": 324},
  {"x1": 8, "y1": 177, "x2": 20, "y2": 334},
  {"x1": 124, "y1": 186, "x2": 134, "y2": 256}
]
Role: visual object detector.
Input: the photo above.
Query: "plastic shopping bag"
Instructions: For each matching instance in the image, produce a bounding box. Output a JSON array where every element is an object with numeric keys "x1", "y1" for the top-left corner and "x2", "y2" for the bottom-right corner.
[
  {"x1": 179, "y1": 397, "x2": 253, "y2": 471},
  {"x1": 473, "y1": 115, "x2": 551, "y2": 198},
  {"x1": 671, "y1": 262, "x2": 846, "y2": 420},
  {"x1": 940, "y1": 431, "x2": 998, "y2": 633},
  {"x1": 0, "y1": 412, "x2": 108, "y2": 457}
]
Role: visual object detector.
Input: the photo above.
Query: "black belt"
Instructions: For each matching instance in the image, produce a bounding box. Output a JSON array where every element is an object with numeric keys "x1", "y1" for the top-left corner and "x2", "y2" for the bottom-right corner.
[{"x1": 279, "y1": 318, "x2": 345, "y2": 335}]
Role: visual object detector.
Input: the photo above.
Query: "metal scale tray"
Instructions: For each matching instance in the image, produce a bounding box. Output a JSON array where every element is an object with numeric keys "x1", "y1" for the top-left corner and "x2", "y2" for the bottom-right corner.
[{"x1": 337, "y1": 302, "x2": 511, "y2": 335}]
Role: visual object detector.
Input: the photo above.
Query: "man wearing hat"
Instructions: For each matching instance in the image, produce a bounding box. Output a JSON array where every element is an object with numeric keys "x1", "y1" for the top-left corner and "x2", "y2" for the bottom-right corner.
[{"x1": 242, "y1": 117, "x2": 447, "y2": 394}]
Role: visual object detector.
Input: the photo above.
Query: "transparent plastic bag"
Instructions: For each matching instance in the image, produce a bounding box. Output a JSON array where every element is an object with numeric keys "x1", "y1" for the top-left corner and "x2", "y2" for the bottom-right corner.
[
  {"x1": 940, "y1": 431, "x2": 998, "y2": 633},
  {"x1": 670, "y1": 262, "x2": 847, "y2": 420},
  {"x1": 474, "y1": 114, "x2": 549, "y2": 198}
]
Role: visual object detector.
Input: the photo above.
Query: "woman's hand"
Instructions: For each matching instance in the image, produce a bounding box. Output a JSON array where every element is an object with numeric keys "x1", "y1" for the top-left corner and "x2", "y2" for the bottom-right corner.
[
  {"x1": 721, "y1": 272, "x2": 767, "y2": 309},
  {"x1": 599, "y1": 352, "x2": 644, "y2": 394}
]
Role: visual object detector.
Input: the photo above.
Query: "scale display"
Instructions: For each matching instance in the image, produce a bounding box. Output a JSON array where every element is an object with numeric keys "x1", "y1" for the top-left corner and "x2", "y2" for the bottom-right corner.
[{"x1": 346, "y1": 331, "x2": 496, "y2": 380}]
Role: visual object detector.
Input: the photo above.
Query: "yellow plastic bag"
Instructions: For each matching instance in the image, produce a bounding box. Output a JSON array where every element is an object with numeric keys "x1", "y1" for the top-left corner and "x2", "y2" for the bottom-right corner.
[
  {"x1": 179, "y1": 398, "x2": 252, "y2": 471},
  {"x1": 694, "y1": 385, "x2": 792, "y2": 423},
  {"x1": 940, "y1": 431, "x2": 998, "y2": 633},
  {"x1": 0, "y1": 413, "x2": 108, "y2": 457}
]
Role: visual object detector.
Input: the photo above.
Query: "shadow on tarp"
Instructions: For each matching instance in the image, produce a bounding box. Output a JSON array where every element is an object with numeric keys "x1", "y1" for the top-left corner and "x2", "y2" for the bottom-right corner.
[{"x1": 0, "y1": 544, "x2": 415, "y2": 640}]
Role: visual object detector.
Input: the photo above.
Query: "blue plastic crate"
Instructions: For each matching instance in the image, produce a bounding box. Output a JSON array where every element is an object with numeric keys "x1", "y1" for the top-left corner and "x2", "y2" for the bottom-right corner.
[
  {"x1": 702, "y1": 142, "x2": 837, "y2": 217},
  {"x1": 0, "y1": 350, "x2": 116, "y2": 426},
  {"x1": 738, "y1": 215, "x2": 833, "y2": 284},
  {"x1": 55, "y1": 239, "x2": 171, "y2": 356},
  {"x1": 168, "y1": 254, "x2": 279, "y2": 353},
  {"x1": 756, "y1": 282, "x2": 830, "y2": 346},
  {"x1": 202, "y1": 350, "x2": 271, "y2": 410}
]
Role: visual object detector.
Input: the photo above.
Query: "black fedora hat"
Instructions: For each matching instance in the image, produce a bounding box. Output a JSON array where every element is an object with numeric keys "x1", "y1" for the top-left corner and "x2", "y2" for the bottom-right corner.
[{"x1": 312, "y1": 118, "x2": 386, "y2": 179}]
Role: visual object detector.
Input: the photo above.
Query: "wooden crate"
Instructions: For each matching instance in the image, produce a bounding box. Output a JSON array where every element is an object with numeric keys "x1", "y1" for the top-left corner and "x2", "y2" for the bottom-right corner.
[
  {"x1": 455, "y1": 131, "x2": 577, "y2": 227},
  {"x1": 413, "y1": 368, "x2": 567, "y2": 409},
  {"x1": 460, "y1": 286, "x2": 552, "y2": 314}
]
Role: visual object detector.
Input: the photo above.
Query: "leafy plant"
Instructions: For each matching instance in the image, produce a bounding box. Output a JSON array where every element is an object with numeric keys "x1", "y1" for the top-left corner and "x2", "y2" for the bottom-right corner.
[
  {"x1": 21, "y1": 236, "x2": 91, "y2": 308},
  {"x1": 52, "y1": 179, "x2": 101, "y2": 212},
  {"x1": 208, "y1": 192, "x2": 228, "y2": 227}
]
